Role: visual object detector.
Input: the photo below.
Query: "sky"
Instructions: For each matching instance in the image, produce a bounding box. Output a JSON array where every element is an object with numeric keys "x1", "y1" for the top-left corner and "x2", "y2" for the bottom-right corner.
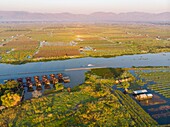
[{"x1": 0, "y1": 0, "x2": 169, "y2": 14}]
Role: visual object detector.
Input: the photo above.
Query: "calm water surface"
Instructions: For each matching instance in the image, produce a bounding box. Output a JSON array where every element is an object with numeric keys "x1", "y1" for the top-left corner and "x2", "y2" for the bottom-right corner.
[{"x1": 0, "y1": 52, "x2": 170, "y2": 84}]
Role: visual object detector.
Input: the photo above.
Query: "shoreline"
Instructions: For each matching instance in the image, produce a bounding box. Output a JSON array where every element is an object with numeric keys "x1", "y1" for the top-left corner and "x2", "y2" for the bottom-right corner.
[{"x1": 0, "y1": 51, "x2": 169, "y2": 65}]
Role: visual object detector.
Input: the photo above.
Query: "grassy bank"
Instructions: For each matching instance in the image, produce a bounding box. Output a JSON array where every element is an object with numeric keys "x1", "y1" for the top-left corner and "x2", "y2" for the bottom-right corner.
[{"x1": 1, "y1": 51, "x2": 170, "y2": 65}]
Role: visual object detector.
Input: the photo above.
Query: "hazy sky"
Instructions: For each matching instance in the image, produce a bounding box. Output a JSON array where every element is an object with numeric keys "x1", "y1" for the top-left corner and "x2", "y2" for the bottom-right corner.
[{"x1": 0, "y1": 0, "x2": 169, "y2": 14}]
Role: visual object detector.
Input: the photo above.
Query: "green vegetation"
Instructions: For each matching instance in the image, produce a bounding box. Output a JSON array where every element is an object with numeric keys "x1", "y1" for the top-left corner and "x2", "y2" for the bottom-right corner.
[
  {"x1": 89, "y1": 68, "x2": 138, "y2": 92},
  {"x1": 0, "y1": 68, "x2": 158, "y2": 126},
  {"x1": 0, "y1": 24, "x2": 170, "y2": 64},
  {"x1": 0, "y1": 81, "x2": 23, "y2": 107},
  {"x1": 90, "y1": 68, "x2": 125, "y2": 79},
  {"x1": 135, "y1": 68, "x2": 170, "y2": 98},
  {"x1": 54, "y1": 83, "x2": 64, "y2": 91},
  {"x1": 1, "y1": 93, "x2": 20, "y2": 108}
]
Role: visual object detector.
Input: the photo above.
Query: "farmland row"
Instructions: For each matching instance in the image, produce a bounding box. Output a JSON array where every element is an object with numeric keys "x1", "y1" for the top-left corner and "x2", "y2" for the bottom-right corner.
[
  {"x1": 0, "y1": 24, "x2": 170, "y2": 64},
  {"x1": 114, "y1": 90, "x2": 158, "y2": 126},
  {"x1": 135, "y1": 69, "x2": 170, "y2": 99}
]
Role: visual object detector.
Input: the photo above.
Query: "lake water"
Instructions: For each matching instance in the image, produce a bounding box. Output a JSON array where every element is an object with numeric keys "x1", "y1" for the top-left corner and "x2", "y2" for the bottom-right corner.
[{"x1": 0, "y1": 52, "x2": 170, "y2": 84}]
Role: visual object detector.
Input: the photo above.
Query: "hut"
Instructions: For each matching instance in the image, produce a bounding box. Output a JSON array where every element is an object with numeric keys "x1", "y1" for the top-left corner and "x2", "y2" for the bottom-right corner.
[
  {"x1": 27, "y1": 82, "x2": 34, "y2": 92},
  {"x1": 44, "y1": 79, "x2": 51, "y2": 89},
  {"x1": 26, "y1": 77, "x2": 32, "y2": 82},
  {"x1": 57, "y1": 73, "x2": 64, "y2": 83},
  {"x1": 34, "y1": 76, "x2": 40, "y2": 83},
  {"x1": 133, "y1": 89, "x2": 147, "y2": 95},
  {"x1": 133, "y1": 89, "x2": 153, "y2": 101},
  {"x1": 36, "y1": 81, "x2": 42, "y2": 90},
  {"x1": 51, "y1": 77, "x2": 58, "y2": 84},
  {"x1": 63, "y1": 76, "x2": 70, "y2": 83},
  {"x1": 79, "y1": 47, "x2": 84, "y2": 52},
  {"x1": 50, "y1": 74, "x2": 55, "y2": 78},
  {"x1": 17, "y1": 78, "x2": 23, "y2": 88},
  {"x1": 42, "y1": 75, "x2": 48, "y2": 83},
  {"x1": 50, "y1": 74, "x2": 56, "y2": 84},
  {"x1": 17, "y1": 78, "x2": 23, "y2": 82}
]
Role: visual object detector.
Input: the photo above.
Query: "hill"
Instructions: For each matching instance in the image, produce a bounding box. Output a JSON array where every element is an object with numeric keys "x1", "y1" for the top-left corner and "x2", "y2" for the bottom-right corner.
[{"x1": 0, "y1": 11, "x2": 170, "y2": 22}]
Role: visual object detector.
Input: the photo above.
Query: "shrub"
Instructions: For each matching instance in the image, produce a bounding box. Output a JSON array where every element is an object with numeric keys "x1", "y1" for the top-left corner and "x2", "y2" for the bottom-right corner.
[
  {"x1": 1, "y1": 92, "x2": 20, "y2": 107},
  {"x1": 55, "y1": 83, "x2": 64, "y2": 91}
]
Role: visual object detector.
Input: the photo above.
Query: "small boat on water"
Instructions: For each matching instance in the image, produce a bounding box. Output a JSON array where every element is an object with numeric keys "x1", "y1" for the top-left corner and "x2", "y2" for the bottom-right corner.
[{"x1": 87, "y1": 64, "x2": 94, "y2": 67}]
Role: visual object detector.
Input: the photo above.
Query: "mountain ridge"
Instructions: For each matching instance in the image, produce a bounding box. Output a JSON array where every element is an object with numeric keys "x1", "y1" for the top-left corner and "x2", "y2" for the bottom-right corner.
[{"x1": 0, "y1": 11, "x2": 169, "y2": 22}]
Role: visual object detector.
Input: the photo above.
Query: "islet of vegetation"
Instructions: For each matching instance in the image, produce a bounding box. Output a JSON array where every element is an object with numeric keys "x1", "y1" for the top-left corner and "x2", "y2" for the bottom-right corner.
[{"x1": 0, "y1": 68, "x2": 158, "y2": 126}]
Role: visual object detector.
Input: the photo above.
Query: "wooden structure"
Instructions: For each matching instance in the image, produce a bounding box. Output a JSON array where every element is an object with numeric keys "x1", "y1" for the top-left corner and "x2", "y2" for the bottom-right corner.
[
  {"x1": 8, "y1": 73, "x2": 71, "y2": 92},
  {"x1": 133, "y1": 89, "x2": 153, "y2": 101},
  {"x1": 63, "y1": 76, "x2": 70, "y2": 83}
]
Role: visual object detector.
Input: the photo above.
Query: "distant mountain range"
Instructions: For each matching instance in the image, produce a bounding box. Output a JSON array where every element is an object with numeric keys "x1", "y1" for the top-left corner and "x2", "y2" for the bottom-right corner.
[{"x1": 0, "y1": 11, "x2": 170, "y2": 22}]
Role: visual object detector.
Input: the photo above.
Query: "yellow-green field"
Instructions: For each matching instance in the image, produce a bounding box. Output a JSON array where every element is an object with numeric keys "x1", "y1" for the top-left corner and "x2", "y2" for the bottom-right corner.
[{"x1": 0, "y1": 23, "x2": 170, "y2": 63}]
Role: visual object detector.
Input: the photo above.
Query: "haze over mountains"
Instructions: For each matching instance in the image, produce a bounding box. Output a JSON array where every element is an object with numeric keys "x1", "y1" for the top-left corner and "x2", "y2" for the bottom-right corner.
[{"x1": 0, "y1": 11, "x2": 170, "y2": 22}]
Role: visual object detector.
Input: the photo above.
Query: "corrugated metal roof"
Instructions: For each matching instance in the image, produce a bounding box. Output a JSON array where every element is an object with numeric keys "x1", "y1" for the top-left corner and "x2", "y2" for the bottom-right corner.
[
  {"x1": 147, "y1": 94, "x2": 153, "y2": 97},
  {"x1": 133, "y1": 89, "x2": 147, "y2": 94}
]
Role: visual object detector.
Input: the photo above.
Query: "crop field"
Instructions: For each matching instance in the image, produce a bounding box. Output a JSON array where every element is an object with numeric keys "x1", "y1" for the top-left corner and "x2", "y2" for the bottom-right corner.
[
  {"x1": 0, "y1": 29, "x2": 27, "y2": 43},
  {"x1": 34, "y1": 46, "x2": 80, "y2": 58},
  {"x1": 0, "y1": 23, "x2": 170, "y2": 63},
  {"x1": 0, "y1": 36, "x2": 39, "y2": 62},
  {"x1": 75, "y1": 24, "x2": 170, "y2": 57},
  {"x1": 135, "y1": 68, "x2": 170, "y2": 98},
  {"x1": 133, "y1": 68, "x2": 170, "y2": 124}
]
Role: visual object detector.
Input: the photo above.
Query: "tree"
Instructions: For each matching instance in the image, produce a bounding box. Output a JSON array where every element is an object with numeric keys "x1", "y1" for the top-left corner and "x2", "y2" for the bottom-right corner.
[
  {"x1": 1, "y1": 92, "x2": 20, "y2": 107},
  {"x1": 121, "y1": 82, "x2": 130, "y2": 92},
  {"x1": 54, "y1": 83, "x2": 64, "y2": 91},
  {"x1": 4, "y1": 80, "x2": 19, "y2": 91}
]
